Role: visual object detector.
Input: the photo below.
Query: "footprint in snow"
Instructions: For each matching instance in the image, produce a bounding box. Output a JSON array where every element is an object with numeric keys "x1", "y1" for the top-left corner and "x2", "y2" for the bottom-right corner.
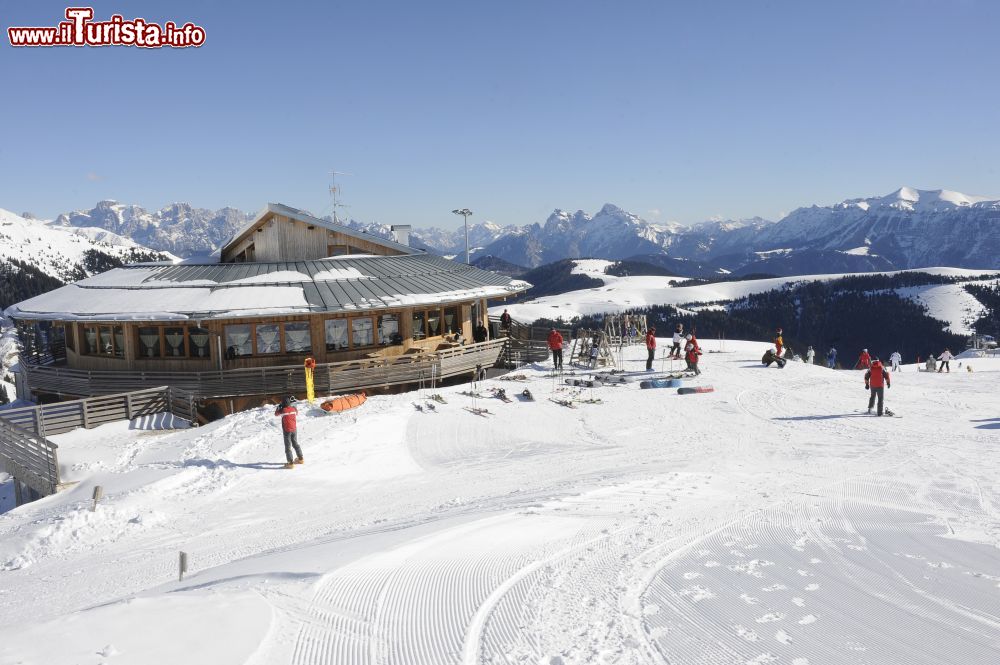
[
  {"x1": 791, "y1": 597, "x2": 805, "y2": 607},
  {"x1": 775, "y1": 630, "x2": 793, "y2": 644},
  {"x1": 704, "y1": 561, "x2": 721, "y2": 568},
  {"x1": 798, "y1": 615, "x2": 817, "y2": 625},
  {"x1": 741, "y1": 593, "x2": 760, "y2": 605},
  {"x1": 762, "y1": 584, "x2": 787, "y2": 592},
  {"x1": 804, "y1": 583, "x2": 820, "y2": 591},
  {"x1": 683, "y1": 572, "x2": 702, "y2": 580},
  {"x1": 734, "y1": 625, "x2": 760, "y2": 642},
  {"x1": 809, "y1": 558, "x2": 822, "y2": 564},
  {"x1": 792, "y1": 659, "x2": 811, "y2": 665},
  {"x1": 755, "y1": 612, "x2": 785, "y2": 623}
]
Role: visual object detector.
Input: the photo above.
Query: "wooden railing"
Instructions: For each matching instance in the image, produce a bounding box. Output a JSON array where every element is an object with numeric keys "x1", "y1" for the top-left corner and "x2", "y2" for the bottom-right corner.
[
  {"x1": 0, "y1": 417, "x2": 60, "y2": 498},
  {"x1": 20, "y1": 339, "x2": 509, "y2": 400},
  {"x1": 1, "y1": 386, "x2": 172, "y2": 437},
  {"x1": 0, "y1": 385, "x2": 200, "y2": 502}
]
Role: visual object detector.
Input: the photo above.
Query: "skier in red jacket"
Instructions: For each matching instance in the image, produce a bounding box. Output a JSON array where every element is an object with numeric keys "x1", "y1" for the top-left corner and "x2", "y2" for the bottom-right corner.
[
  {"x1": 547, "y1": 328, "x2": 564, "y2": 370},
  {"x1": 274, "y1": 395, "x2": 303, "y2": 469},
  {"x1": 645, "y1": 326, "x2": 657, "y2": 370},
  {"x1": 856, "y1": 349, "x2": 871, "y2": 370},
  {"x1": 864, "y1": 357, "x2": 891, "y2": 416}
]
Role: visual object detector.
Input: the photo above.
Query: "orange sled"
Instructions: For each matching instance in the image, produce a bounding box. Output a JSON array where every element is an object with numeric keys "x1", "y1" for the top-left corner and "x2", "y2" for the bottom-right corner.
[{"x1": 320, "y1": 391, "x2": 367, "y2": 413}]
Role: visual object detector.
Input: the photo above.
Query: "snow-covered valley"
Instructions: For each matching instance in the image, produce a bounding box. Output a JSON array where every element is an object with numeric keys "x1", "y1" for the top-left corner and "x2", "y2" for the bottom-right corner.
[{"x1": 2, "y1": 341, "x2": 998, "y2": 664}]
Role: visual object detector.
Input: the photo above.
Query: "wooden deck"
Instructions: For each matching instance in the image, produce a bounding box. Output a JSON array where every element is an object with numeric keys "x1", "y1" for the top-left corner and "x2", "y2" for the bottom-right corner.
[{"x1": 20, "y1": 339, "x2": 509, "y2": 400}]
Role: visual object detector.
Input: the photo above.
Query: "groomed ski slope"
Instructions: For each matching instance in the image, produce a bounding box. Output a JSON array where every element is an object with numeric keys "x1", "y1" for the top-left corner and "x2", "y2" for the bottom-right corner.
[{"x1": 1, "y1": 341, "x2": 999, "y2": 665}]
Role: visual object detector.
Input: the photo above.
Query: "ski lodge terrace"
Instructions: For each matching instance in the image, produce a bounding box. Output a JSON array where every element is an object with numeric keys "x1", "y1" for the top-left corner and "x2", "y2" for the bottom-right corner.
[{"x1": 5, "y1": 203, "x2": 529, "y2": 413}]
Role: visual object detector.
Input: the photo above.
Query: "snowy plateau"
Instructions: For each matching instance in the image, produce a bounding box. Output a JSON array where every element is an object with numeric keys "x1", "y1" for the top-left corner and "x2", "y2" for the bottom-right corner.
[
  {"x1": 2, "y1": 342, "x2": 1000, "y2": 665},
  {"x1": 500, "y1": 260, "x2": 999, "y2": 337}
]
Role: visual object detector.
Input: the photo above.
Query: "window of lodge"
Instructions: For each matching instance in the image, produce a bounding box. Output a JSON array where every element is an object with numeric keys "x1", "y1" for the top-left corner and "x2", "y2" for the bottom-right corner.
[
  {"x1": 411, "y1": 307, "x2": 461, "y2": 340},
  {"x1": 137, "y1": 325, "x2": 212, "y2": 359},
  {"x1": 351, "y1": 317, "x2": 375, "y2": 348},
  {"x1": 378, "y1": 314, "x2": 401, "y2": 345},
  {"x1": 325, "y1": 319, "x2": 348, "y2": 351},
  {"x1": 80, "y1": 324, "x2": 124, "y2": 358},
  {"x1": 224, "y1": 321, "x2": 314, "y2": 358}
]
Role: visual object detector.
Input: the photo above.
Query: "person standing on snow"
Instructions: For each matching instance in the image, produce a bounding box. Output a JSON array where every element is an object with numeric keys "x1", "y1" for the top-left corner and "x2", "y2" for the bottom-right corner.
[
  {"x1": 865, "y1": 357, "x2": 891, "y2": 416},
  {"x1": 774, "y1": 328, "x2": 784, "y2": 358},
  {"x1": 645, "y1": 326, "x2": 657, "y2": 370},
  {"x1": 805, "y1": 346, "x2": 815, "y2": 364},
  {"x1": 547, "y1": 328, "x2": 564, "y2": 370},
  {"x1": 669, "y1": 324, "x2": 683, "y2": 359},
  {"x1": 274, "y1": 395, "x2": 304, "y2": 469},
  {"x1": 856, "y1": 348, "x2": 871, "y2": 370},
  {"x1": 937, "y1": 348, "x2": 954, "y2": 373},
  {"x1": 685, "y1": 333, "x2": 702, "y2": 375},
  {"x1": 925, "y1": 354, "x2": 937, "y2": 372},
  {"x1": 889, "y1": 350, "x2": 902, "y2": 372},
  {"x1": 826, "y1": 346, "x2": 838, "y2": 369}
]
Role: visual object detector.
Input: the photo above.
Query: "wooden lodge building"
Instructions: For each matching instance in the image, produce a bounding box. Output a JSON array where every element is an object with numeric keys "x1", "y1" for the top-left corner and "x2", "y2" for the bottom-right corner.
[{"x1": 6, "y1": 203, "x2": 530, "y2": 414}]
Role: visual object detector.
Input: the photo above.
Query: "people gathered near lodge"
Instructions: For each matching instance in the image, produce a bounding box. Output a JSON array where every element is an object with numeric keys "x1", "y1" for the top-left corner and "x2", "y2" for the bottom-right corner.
[
  {"x1": 645, "y1": 326, "x2": 657, "y2": 370},
  {"x1": 547, "y1": 328, "x2": 564, "y2": 370}
]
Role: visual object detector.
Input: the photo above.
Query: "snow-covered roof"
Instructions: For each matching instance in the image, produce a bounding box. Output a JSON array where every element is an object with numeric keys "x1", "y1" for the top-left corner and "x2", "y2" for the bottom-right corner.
[
  {"x1": 222, "y1": 203, "x2": 420, "y2": 257},
  {"x1": 6, "y1": 254, "x2": 531, "y2": 322}
]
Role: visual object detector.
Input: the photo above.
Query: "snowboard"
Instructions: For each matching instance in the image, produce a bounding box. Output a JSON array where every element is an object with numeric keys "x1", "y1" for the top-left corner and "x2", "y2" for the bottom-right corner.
[
  {"x1": 639, "y1": 378, "x2": 682, "y2": 389},
  {"x1": 677, "y1": 386, "x2": 715, "y2": 395}
]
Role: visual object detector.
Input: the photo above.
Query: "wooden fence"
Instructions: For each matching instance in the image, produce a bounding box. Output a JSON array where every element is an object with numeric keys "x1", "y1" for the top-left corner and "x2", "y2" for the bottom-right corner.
[
  {"x1": 0, "y1": 385, "x2": 197, "y2": 502},
  {"x1": 21, "y1": 339, "x2": 509, "y2": 400},
  {"x1": 0, "y1": 418, "x2": 60, "y2": 498}
]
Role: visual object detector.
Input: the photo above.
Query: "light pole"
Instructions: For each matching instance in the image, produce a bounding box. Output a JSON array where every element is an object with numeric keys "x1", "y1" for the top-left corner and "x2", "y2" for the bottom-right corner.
[{"x1": 452, "y1": 208, "x2": 472, "y2": 264}]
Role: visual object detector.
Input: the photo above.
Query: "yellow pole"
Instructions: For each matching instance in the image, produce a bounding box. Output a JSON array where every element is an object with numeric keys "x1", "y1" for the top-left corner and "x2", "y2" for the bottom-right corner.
[{"x1": 304, "y1": 358, "x2": 316, "y2": 403}]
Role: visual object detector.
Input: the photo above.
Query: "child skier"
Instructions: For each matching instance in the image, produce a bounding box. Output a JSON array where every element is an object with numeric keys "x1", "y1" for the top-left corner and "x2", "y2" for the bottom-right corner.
[
  {"x1": 937, "y1": 348, "x2": 954, "y2": 373},
  {"x1": 856, "y1": 349, "x2": 871, "y2": 370},
  {"x1": 274, "y1": 395, "x2": 303, "y2": 469},
  {"x1": 670, "y1": 324, "x2": 683, "y2": 359},
  {"x1": 805, "y1": 345, "x2": 815, "y2": 364},
  {"x1": 684, "y1": 333, "x2": 701, "y2": 375},
  {"x1": 865, "y1": 357, "x2": 891, "y2": 416},
  {"x1": 889, "y1": 350, "x2": 902, "y2": 372},
  {"x1": 774, "y1": 328, "x2": 784, "y2": 357}
]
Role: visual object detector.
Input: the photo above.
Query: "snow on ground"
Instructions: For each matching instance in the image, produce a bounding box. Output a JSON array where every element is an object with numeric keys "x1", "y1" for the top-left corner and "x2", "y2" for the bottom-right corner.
[
  {"x1": 494, "y1": 262, "x2": 999, "y2": 334},
  {"x1": 895, "y1": 283, "x2": 988, "y2": 335},
  {"x1": 2, "y1": 341, "x2": 1000, "y2": 664}
]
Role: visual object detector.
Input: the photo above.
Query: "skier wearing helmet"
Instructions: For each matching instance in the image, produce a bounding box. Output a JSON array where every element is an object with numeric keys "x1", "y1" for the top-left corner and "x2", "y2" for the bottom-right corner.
[{"x1": 274, "y1": 395, "x2": 304, "y2": 469}]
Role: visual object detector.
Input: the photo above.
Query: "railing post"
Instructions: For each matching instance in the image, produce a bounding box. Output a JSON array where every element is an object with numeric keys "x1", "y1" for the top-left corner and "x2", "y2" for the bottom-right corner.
[
  {"x1": 126, "y1": 393, "x2": 133, "y2": 421},
  {"x1": 82, "y1": 400, "x2": 90, "y2": 429}
]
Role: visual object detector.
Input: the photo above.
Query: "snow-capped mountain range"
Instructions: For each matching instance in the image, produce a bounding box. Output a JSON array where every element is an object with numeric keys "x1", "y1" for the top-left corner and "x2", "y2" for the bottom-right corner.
[
  {"x1": 15, "y1": 187, "x2": 1000, "y2": 277},
  {"x1": 0, "y1": 208, "x2": 173, "y2": 284},
  {"x1": 55, "y1": 200, "x2": 251, "y2": 258}
]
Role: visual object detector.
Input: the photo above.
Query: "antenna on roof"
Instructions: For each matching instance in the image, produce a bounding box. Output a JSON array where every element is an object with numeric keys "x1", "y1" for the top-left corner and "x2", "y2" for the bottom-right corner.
[{"x1": 329, "y1": 170, "x2": 353, "y2": 225}]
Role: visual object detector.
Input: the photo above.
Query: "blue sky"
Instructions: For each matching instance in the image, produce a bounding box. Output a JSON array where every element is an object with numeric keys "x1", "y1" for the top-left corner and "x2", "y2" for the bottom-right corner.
[{"x1": 2, "y1": 0, "x2": 998, "y2": 228}]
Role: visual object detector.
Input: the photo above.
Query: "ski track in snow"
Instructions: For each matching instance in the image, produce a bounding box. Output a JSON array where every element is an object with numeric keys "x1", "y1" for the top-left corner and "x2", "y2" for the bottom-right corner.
[{"x1": 1, "y1": 343, "x2": 1000, "y2": 665}]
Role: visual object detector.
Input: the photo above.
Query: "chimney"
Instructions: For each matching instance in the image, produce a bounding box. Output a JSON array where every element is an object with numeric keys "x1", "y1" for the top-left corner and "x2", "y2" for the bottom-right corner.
[{"x1": 390, "y1": 224, "x2": 411, "y2": 246}]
